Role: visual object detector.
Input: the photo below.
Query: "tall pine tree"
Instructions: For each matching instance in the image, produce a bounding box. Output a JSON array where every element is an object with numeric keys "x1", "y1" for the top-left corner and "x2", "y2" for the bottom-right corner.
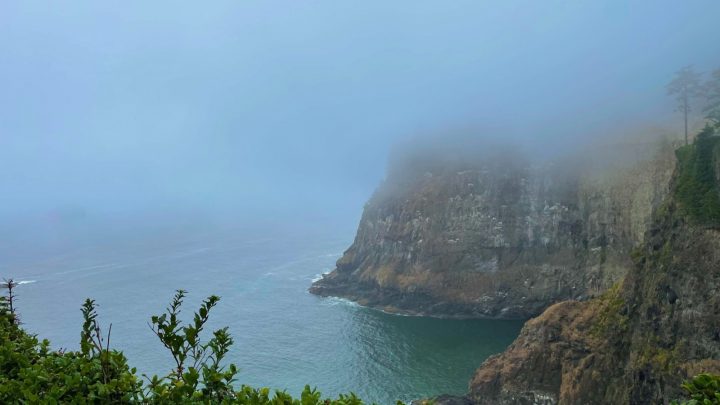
[{"x1": 667, "y1": 65, "x2": 703, "y2": 145}]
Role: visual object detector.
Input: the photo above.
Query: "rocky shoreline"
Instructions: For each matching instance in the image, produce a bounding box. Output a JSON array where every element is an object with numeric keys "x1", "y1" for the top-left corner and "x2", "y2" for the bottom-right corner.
[{"x1": 310, "y1": 274, "x2": 532, "y2": 319}]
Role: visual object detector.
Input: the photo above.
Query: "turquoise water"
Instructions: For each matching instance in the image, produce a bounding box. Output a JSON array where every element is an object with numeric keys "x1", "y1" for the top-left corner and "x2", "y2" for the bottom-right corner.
[{"x1": 2, "y1": 224, "x2": 523, "y2": 404}]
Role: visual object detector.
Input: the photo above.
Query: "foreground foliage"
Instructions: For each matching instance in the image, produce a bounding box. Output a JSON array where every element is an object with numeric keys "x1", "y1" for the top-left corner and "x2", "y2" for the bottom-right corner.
[
  {"x1": 0, "y1": 287, "x2": 397, "y2": 404},
  {"x1": 672, "y1": 373, "x2": 720, "y2": 405}
]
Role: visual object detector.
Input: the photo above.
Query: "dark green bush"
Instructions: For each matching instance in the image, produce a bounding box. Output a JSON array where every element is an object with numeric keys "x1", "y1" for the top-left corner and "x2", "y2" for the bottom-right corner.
[
  {"x1": 672, "y1": 373, "x2": 720, "y2": 405},
  {"x1": 0, "y1": 295, "x2": 142, "y2": 403}
]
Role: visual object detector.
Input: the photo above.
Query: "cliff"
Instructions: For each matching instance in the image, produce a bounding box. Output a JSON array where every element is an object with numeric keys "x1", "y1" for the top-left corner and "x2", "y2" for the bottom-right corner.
[
  {"x1": 469, "y1": 131, "x2": 720, "y2": 404},
  {"x1": 311, "y1": 138, "x2": 676, "y2": 318}
]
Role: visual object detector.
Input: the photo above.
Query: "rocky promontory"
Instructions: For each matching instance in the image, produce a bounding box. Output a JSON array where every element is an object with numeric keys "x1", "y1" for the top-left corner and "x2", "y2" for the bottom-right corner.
[{"x1": 311, "y1": 138, "x2": 676, "y2": 318}]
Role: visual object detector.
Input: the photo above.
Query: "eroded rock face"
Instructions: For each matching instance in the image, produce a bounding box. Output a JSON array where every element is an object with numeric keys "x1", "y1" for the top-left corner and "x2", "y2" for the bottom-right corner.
[
  {"x1": 470, "y1": 211, "x2": 720, "y2": 404},
  {"x1": 469, "y1": 137, "x2": 720, "y2": 404},
  {"x1": 311, "y1": 141, "x2": 675, "y2": 318}
]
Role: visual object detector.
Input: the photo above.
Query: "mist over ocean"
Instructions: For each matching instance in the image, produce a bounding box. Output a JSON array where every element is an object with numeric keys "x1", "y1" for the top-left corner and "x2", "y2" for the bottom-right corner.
[
  {"x1": 2, "y1": 221, "x2": 522, "y2": 404},
  {"x1": 5, "y1": 2, "x2": 720, "y2": 403}
]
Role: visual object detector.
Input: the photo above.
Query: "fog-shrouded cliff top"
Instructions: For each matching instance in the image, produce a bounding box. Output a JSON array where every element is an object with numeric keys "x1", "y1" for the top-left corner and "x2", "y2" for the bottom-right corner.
[
  {"x1": 310, "y1": 135, "x2": 677, "y2": 319},
  {"x1": 468, "y1": 128, "x2": 720, "y2": 404}
]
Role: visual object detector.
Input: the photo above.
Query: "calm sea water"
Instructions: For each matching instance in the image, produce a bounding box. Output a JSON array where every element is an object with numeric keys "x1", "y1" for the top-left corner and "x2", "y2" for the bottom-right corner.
[{"x1": 1, "y1": 222, "x2": 523, "y2": 404}]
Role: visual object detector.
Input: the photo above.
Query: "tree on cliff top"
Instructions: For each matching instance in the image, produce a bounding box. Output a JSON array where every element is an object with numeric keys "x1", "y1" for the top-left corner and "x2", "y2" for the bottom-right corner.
[
  {"x1": 704, "y1": 68, "x2": 720, "y2": 126},
  {"x1": 667, "y1": 65, "x2": 704, "y2": 145}
]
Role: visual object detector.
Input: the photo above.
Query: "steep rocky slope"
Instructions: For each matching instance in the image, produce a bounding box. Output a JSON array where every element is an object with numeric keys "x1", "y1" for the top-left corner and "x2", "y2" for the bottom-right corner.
[
  {"x1": 469, "y1": 132, "x2": 720, "y2": 404},
  {"x1": 311, "y1": 139, "x2": 675, "y2": 318}
]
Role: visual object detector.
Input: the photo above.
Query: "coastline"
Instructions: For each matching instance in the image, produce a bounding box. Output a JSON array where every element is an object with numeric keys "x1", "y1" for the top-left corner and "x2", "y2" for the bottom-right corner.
[{"x1": 309, "y1": 275, "x2": 532, "y2": 321}]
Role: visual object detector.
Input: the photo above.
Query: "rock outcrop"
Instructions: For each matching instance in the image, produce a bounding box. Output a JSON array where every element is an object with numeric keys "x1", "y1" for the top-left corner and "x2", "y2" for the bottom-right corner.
[
  {"x1": 311, "y1": 139, "x2": 676, "y2": 318},
  {"x1": 469, "y1": 132, "x2": 720, "y2": 404}
]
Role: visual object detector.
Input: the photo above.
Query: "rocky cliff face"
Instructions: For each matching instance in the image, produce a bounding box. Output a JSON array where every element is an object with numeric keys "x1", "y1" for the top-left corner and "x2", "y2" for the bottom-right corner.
[
  {"x1": 311, "y1": 140, "x2": 676, "y2": 318},
  {"x1": 469, "y1": 134, "x2": 720, "y2": 404}
]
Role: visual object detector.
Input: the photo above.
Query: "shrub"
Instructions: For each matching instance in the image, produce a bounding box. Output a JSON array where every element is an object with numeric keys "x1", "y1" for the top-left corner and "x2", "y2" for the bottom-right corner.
[{"x1": 672, "y1": 373, "x2": 720, "y2": 405}]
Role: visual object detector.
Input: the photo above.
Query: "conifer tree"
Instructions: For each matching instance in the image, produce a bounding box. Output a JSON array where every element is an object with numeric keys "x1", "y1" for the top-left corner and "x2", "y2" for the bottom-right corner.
[{"x1": 667, "y1": 65, "x2": 704, "y2": 145}]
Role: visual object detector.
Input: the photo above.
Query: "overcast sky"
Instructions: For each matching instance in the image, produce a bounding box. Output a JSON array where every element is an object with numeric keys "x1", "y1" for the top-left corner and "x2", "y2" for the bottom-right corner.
[{"x1": 2, "y1": 1, "x2": 720, "y2": 228}]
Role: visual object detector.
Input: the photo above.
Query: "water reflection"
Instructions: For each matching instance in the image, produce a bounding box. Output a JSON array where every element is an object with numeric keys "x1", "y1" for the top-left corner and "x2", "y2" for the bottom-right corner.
[{"x1": 343, "y1": 306, "x2": 523, "y2": 402}]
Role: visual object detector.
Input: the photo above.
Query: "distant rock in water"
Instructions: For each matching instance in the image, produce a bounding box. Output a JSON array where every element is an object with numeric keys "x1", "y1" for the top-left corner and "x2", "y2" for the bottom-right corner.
[
  {"x1": 310, "y1": 137, "x2": 676, "y2": 318},
  {"x1": 469, "y1": 132, "x2": 720, "y2": 404}
]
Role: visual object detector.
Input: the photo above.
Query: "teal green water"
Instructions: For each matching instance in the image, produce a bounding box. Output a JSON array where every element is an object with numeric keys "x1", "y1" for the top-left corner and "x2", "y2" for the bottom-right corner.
[{"x1": 3, "y1": 225, "x2": 523, "y2": 404}]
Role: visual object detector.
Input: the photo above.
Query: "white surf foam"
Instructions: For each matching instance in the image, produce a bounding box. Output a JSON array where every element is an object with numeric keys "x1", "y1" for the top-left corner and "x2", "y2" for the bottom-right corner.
[
  {"x1": 310, "y1": 267, "x2": 333, "y2": 282},
  {"x1": 321, "y1": 296, "x2": 360, "y2": 308},
  {"x1": 2, "y1": 280, "x2": 36, "y2": 286}
]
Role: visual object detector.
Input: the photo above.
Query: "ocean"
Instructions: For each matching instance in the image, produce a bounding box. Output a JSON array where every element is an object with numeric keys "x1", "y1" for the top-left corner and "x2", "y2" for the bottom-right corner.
[{"x1": 1, "y1": 221, "x2": 522, "y2": 404}]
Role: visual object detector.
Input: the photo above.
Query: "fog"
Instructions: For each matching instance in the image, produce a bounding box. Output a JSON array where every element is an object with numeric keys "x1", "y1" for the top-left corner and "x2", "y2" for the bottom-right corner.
[{"x1": 2, "y1": 1, "x2": 720, "y2": 233}]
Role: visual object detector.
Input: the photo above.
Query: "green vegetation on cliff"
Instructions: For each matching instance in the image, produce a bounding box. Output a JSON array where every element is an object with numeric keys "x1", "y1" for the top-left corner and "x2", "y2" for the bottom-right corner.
[
  {"x1": 0, "y1": 285, "x2": 393, "y2": 404},
  {"x1": 666, "y1": 126, "x2": 720, "y2": 404},
  {"x1": 588, "y1": 282, "x2": 628, "y2": 339},
  {"x1": 674, "y1": 125, "x2": 720, "y2": 225}
]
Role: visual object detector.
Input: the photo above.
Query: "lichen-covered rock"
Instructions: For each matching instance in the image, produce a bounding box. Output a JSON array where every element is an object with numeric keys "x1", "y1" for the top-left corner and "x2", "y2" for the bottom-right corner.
[
  {"x1": 469, "y1": 135, "x2": 720, "y2": 404},
  {"x1": 310, "y1": 139, "x2": 675, "y2": 318}
]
